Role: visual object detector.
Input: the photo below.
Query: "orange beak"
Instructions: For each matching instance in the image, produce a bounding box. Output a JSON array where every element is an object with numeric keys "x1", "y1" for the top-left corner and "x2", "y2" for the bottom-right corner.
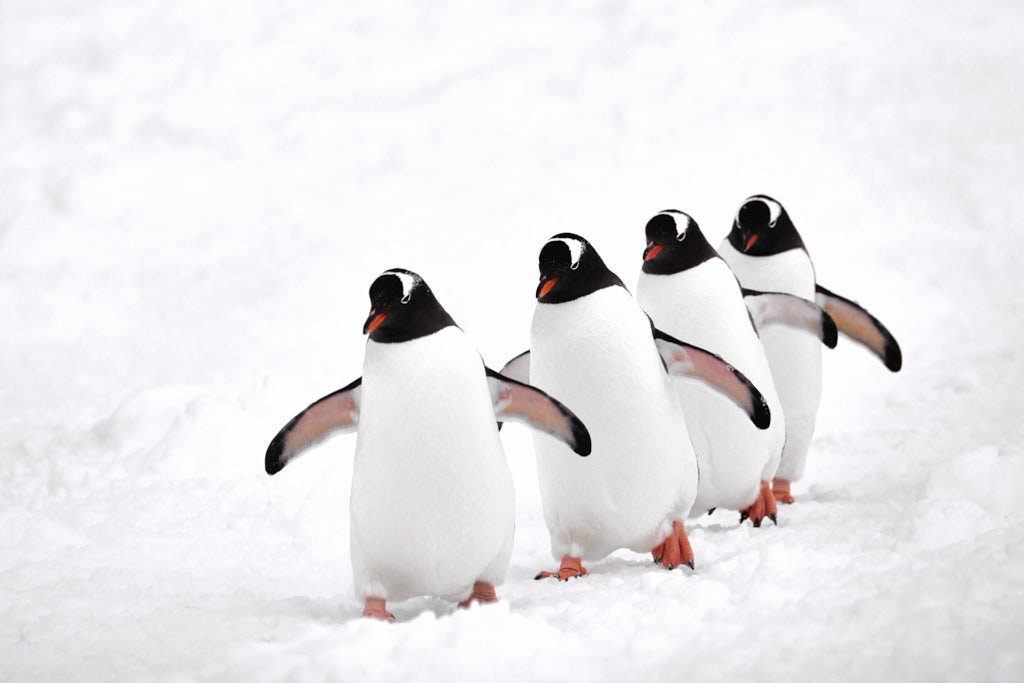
[
  {"x1": 538, "y1": 278, "x2": 558, "y2": 299},
  {"x1": 745, "y1": 234, "x2": 759, "y2": 251},
  {"x1": 644, "y1": 244, "x2": 664, "y2": 261},
  {"x1": 364, "y1": 312, "x2": 388, "y2": 335}
]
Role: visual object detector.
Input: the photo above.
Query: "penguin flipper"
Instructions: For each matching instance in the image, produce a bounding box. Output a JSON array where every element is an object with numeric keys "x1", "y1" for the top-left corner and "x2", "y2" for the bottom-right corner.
[
  {"x1": 652, "y1": 329, "x2": 771, "y2": 430},
  {"x1": 485, "y1": 368, "x2": 591, "y2": 456},
  {"x1": 498, "y1": 350, "x2": 531, "y2": 384},
  {"x1": 815, "y1": 284, "x2": 902, "y2": 372},
  {"x1": 742, "y1": 288, "x2": 838, "y2": 348},
  {"x1": 265, "y1": 378, "x2": 362, "y2": 475}
]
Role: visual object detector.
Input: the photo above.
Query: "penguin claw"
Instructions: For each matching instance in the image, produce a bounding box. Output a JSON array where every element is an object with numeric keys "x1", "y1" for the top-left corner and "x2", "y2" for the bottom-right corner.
[
  {"x1": 651, "y1": 542, "x2": 665, "y2": 565},
  {"x1": 653, "y1": 520, "x2": 695, "y2": 572},
  {"x1": 363, "y1": 610, "x2": 395, "y2": 621},
  {"x1": 535, "y1": 557, "x2": 588, "y2": 581},
  {"x1": 741, "y1": 481, "x2": 778, "y2": 528},
  {"x1": 764, "y1": 484, "x2": 779, "y2": 525}
]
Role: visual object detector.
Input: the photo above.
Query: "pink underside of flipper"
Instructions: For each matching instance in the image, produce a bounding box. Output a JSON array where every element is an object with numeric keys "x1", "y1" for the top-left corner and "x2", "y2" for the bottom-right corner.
[{"x1": 660, "y1": 343, "x2": 757, "y2": 420}]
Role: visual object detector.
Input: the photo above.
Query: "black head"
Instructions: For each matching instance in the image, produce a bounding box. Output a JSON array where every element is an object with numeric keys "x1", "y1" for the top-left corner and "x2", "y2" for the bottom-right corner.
[
  {"x1": 726, "y1": 195, "x2": 806, "y2": 256},
  {"x1": 536, "y1": 233, "x2": 624, "y2": 304},
  {"x1": 363, "y1": 269, "x2": 456, "y2": 343},
  {"x1": 641, "y1": 210, "x2": 719, "y2": 275}
]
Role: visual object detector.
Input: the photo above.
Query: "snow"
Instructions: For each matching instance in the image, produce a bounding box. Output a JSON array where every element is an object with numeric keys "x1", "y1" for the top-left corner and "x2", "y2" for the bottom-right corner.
[{"x1": 2, "y1": 0, "x2": 1023, "y2": 680}]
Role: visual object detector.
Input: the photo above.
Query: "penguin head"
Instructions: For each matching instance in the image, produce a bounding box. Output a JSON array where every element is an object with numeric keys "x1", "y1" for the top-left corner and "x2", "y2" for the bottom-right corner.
[
  {"x1": 727, "y1": 195, "x2": 806, "y2": 256},
  {"x1": 641, "y1": 210, "x2": 718, "y2": 275},
  {"x1": 363, "y1": 269, "x2": 456, "y2": 342},
  {"x1": 536, "y1": 233, "x2": 624, "y2": 303}
]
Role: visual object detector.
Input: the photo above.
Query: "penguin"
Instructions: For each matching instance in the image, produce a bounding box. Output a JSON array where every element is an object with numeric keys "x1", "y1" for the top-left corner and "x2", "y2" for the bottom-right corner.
[
  {"x1": 501, "y1": 234, "x2": 770, "y2": 579},
  {"x1": 636, "y1": 210, "x2": 837, "y2": 525},
  {"x1": 265, "y1": 269, "x2": 592, "y2": 620},
  {"x1": 717, "y1": 195, "x2": 902, "y2": 503}
]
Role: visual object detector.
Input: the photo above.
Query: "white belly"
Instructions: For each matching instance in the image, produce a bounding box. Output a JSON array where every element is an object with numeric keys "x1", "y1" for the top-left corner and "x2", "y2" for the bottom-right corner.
[
  {"x1": 637, "y1": 259, "x2": 785, "y2": 513},
  {"x1": 719, "y1": 242, "x2": 822, "y2": 481},
  {"x1": 349, "y1": 328, "x2": 514, "y2": 601},
  {"x1": 528, "y1": 287, "x2": 697, "y2": 561}
]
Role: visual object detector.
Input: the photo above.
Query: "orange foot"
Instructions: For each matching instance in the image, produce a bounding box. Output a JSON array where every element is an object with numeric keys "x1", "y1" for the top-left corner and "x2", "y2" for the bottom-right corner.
[
  {"x1": 535, "y1": 556, "x2": 588, "y2": 581},
  {"x1": 458, "y1": 581, "x2": 498, "y2": 608},
  {"x1": 362, "y1": 596, "x2": 394, "y2": 621},
  {"x1": 740, "y1": 480, "x2": 778, "y2": 527},
  {"x1": 772, "y1": 478, "x2": 795, "y2": 505},
  {"x1": 651, "y1": 520, "x2": 695, "y2": 570}
]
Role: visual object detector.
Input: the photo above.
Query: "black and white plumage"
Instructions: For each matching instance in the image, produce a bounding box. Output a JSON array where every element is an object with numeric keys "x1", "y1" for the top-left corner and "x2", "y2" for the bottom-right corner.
[
  {"x1": 265, "y1": 269, "x2": 590, "y2": 613},
  {"x1": 506, "y1": 234, "x2": 768, "y2": 567},
  {"x1": 638, "y1": 210, "x2": 833, "y2": 521},
  {"x1": 719, "y1": 196, "x2": 902, "y2": 485}
]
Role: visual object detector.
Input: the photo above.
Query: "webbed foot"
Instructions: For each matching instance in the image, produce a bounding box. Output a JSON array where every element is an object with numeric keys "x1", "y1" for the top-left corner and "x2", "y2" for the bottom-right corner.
[
  {"x1": 653, "y1": 520, "x2": 695, "y2": 570},
  {"x1": 362, "y1": 596, "x2": 395, "y2": 621},
  {"x1": 535, "y1": 556, "x2": 589, "y2": 581},
  {"x1": 772, "y1": 478, "x2": 795, "y2": 505},
  {"x1": 458, "y1": 581, "x2": 498, "y2": 607}
]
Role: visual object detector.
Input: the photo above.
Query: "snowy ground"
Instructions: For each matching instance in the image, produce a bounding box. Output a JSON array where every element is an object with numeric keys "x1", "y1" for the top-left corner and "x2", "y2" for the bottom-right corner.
[{"x1": 3, "y1": 0, "x2": 1023, "y2": 680}]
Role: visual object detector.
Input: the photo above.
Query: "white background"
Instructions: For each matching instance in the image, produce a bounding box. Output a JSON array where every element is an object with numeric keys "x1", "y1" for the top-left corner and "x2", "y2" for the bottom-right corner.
[{"x1": 2, "y1": 1, "x2": 1022, "y2": 680}]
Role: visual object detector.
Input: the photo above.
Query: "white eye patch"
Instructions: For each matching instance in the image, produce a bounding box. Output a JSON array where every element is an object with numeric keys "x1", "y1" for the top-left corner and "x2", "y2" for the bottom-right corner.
[
  {"x1": 740, "y1": 196, "x2": 782, "y2": 228},
  {"x1": 670, "y1": 212, "x2": 693, "y2": 240},
  {"x1": 548, "y1": 237, "x2": 585, "y2": 269},
  {"x1": 383, "y1": 270, "x2": 418, "y2": 303}
]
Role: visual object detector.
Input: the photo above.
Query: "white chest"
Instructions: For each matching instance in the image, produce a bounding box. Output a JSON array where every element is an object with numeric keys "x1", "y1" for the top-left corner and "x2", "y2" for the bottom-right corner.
[
  {"x1": 527, "y1": 286, "x2": 697, "y2": 557},
  {"x1": 717, "y1": 242, "x2": 816, "y2": 298},
  {"x1": 348, "y1": 327, "x2": 514, "y2": 599},
  {"x1": 637, "y1": 259, "x2": 766, "y2": 380}
]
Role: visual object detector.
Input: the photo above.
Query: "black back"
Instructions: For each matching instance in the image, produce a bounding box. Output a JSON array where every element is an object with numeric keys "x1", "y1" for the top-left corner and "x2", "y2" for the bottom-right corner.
[
  {"x1": 726, "y1": 195, "x2": 807, "y2": 257},
  {"x1": 536, "y1": 233, "x2": 625, "y2": 303},
  {"x1": 641, "y1": 210, "x2": 720, "y2": 275},
  {"x1": 364, "y1": 268, "x2": 457, "y2": 343}
]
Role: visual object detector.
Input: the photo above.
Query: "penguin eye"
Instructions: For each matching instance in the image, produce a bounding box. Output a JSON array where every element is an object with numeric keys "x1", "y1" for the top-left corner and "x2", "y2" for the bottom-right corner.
[
  {"x1": 401, "y1": 293, "x2": 412, "y2": 304},
  {"x1": 676, "y1": 230, "x2": 687, "y2": 242},
  {"x1": 570, "y1": 261, "x2": 580, "y2": 271}
]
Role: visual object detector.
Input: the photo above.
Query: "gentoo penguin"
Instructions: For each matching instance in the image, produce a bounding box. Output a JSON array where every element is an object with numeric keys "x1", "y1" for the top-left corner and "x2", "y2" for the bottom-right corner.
[
  {"x1": 265, "y1": 269, "x2": 591, "y2": 620},
  {"x1": 637, "y1": 210, "x2": 837, "y2": 525},
  {"x1": 718, "y1": 195, "x2": 902, "y2": 503},
  {"x1": 501, "y1": 234, "x2": 770, "y2": 579}
]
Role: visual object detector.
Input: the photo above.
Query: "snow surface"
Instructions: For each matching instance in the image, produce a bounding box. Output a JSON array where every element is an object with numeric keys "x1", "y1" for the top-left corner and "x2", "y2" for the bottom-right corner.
[{"x1": 3, "y1": 0, "x2": 1023, "y2": 680}]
